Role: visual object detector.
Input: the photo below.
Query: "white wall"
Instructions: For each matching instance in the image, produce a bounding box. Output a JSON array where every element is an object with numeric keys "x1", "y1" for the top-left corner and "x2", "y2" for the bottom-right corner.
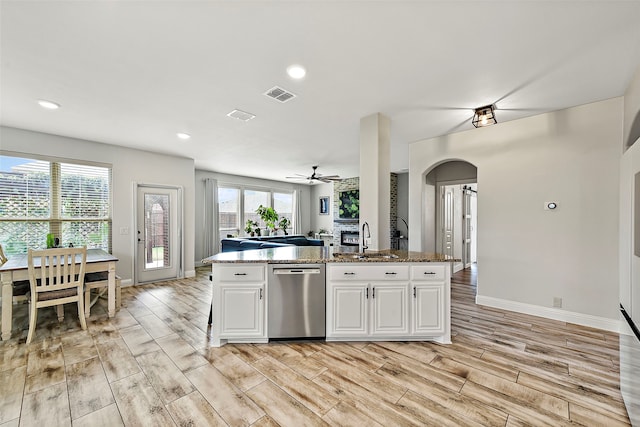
[
  {"x1": 1, "y1": 126, "x2": 196, "y2": 283},
  {"x1": 194, "y1": 169, "x2": 312, "y2": 264},
  {"x1": 409, "y1": 98, "x2": 622, "y2": 325},
  {"x1": 310, "y1": 182, "x2": 334, "y2": 235}
]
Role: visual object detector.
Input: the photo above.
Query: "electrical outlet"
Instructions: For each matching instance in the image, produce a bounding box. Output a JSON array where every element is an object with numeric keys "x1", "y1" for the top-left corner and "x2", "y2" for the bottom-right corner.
[{"x1": 553, "y1": 297, "x2": 562, "y2": 308}]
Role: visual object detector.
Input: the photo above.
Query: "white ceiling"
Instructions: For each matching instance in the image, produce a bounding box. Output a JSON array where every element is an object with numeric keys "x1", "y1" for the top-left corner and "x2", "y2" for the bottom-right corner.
[{"x1": 2, "y1": 1, "x2": 640, "y2": 183}]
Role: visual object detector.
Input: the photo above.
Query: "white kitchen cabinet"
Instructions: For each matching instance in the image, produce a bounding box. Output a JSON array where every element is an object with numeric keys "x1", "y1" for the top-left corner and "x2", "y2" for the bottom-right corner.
[
  {"x1": 327, "y1": 262, "x2": 450, "y2": 343},
  {"x1": 371, "y1": 282, "x2": 410, "y2": 336},
  {"x1": 211, "y1": 263, "x2": 267, "y2": 347},
  {"x1": 327, "y1": 263, "x2": 411, "y2": 339},
  {"x1": 219, "y1": 284, "x2": 265, "y2": 337},
  {"x1": 328, "y1": 283, "x2": 369, "y2": 336},
  {"x1": 411, "y1": 283, "x2": 444, "y2": 335},
  {"x1": 327, "y1": 280, "x2": 410, "y2": 338}
]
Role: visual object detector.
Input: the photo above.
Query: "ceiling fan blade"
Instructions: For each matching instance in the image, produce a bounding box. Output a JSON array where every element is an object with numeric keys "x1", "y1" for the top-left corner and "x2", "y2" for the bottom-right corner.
[{"x1": 286, "y1": 176, "x2": 308, "y2": 180}]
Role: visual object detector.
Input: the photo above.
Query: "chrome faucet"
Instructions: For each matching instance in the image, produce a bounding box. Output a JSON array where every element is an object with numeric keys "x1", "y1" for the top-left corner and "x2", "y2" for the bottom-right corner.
[{"x1": 362, "y1": 222, "x2": 371, "y2": 252}]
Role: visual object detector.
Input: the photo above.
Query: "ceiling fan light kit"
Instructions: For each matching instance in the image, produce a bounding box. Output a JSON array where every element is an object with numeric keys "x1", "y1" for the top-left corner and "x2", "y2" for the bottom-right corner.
[{"x1": 472, "y1": 104, "x2": 497, "y2": 128}]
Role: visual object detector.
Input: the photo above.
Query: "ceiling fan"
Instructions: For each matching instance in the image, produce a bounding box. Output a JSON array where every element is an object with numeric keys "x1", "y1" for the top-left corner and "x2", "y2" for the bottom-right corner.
[{"x1": 286, "y1": 165, "x2": 341, "y2": 183}]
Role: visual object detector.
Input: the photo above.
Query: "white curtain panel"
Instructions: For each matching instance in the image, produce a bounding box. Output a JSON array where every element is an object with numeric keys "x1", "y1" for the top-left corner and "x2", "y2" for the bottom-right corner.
[
  {"x1": 294, "y1": 189, "x2": 302, "y2": 235},
  {"x1": 203, "y1": 178, "x2": 220, "y2": 256}
]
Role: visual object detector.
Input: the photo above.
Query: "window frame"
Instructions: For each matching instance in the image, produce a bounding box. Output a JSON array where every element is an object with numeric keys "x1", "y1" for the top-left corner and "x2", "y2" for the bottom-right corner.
[{"x1": 217, "y1": 183, "x2": 295, "y2": 238}]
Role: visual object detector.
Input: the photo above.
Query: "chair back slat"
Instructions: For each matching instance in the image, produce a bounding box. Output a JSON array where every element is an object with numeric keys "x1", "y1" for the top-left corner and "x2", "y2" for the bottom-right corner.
[{"x1": 28, "y1": 247, "x2": 87, "y2": 293}]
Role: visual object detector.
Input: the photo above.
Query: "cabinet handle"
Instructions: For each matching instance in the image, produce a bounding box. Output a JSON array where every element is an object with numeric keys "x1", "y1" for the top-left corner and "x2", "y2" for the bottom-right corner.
[
  {"x1": 413, "y1": 286, "x2": 416, "y2": 298},
  {"x1": 234, "y1": 273, "x2": 247, "y2": 276},
  {"x1": 344, "y1": 272, "x2": 355, "y2": 276},
  {"x1": 372, "y1": 287, "x2": 375, "y2": 298},
  {"x1": 366, "y1": 287, "x2": 369, "y2": 299},
  {"x1": 259, "y1": 288, "x2": 263, "y2": 299},
  {"x1": 423, "y1": 272, "x2": 436, "y2": 275},
  {"x1": 385, "y1": 272, "x2": 397, "y2": 275}
]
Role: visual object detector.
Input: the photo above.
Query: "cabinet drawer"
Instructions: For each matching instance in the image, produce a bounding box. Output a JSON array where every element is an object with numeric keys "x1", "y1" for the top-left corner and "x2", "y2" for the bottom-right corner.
[
  {"x1": 411, "y1": 265, "x2": 445, "y2": 281},
  {"x1": 214, "y1": 265, "x2": 265, "y2": 282},
  {"x1": 330, "y1": 264, "x2": 409, "y2": 281}
]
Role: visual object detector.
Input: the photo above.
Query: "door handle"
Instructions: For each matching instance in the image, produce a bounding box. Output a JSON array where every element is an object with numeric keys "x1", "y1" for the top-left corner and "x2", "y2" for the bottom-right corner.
[
  {"x1": 372, "y1": 287, "x2": 375, "y2": 298},
  {"x1": 413, "y1": 286, "x2": 416, "y2": 298},
  {"x1": 366, "y1": 287, "x2": 369, "y2": 299},
  {"x1": 259, "y1": 288, "x2": 263, "y2": 300}
]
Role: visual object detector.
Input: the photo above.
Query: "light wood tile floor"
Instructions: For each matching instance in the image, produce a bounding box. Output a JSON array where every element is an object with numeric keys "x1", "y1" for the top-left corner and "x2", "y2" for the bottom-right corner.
[{"x1": 0, "y1": 265, "x2": 630, "y2": 426}]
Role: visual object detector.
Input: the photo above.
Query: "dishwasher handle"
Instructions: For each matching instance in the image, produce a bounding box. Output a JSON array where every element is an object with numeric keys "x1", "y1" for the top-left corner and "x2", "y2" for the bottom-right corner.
[{"x1": 273, "y1": 268, "x2": 321, "y2": 275}]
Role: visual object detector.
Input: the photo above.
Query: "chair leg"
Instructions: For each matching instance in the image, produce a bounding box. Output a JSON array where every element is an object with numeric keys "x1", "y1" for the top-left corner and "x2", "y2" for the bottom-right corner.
[
  {"x1": 27, "y1": 305, "x2": 37, "y2": 344},
  {"x1": 84, "y1": 288, "x2": 91, "y2": 319},
  {"x1": 56, "y1": 305, "x2": 64, "y2": 322},
  {"x1": 77, "y1": 296, "x2": 87, "y2": 331},
  {"x1": 116, "y1": 282, "x2": 121, "y2": 310}
]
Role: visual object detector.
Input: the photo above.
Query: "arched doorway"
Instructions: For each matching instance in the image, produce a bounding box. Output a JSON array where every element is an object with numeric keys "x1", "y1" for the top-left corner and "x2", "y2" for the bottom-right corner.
[{"x1": 423, "y1": 160, "x2": 477, "y2": 274}]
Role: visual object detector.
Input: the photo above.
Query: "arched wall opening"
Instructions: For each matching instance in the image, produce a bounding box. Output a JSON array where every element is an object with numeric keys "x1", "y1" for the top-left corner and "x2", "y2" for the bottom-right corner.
[{"x1": 421, "y1": 159, "x2": 478, "y2": 274}]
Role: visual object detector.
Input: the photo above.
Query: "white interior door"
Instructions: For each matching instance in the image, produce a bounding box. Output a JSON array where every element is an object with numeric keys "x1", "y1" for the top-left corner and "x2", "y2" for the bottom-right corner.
[
  {"x1": 441, "y1": 186, "x2": 454, "y2": 260},
  {"x1": 462, "y1": 187, "x2": 472, "y2": 268},
  {"x1": 439, "y1": 184, "x2": 465, "y2": 273},
  {"x1": 136, "y1": 185, "x2": 182, "y2": 283}
]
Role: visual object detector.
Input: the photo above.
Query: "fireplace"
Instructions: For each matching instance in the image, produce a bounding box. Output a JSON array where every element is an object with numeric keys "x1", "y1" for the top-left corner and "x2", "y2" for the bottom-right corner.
[{"x1": 341, "y1": 231, "x2": 359, "y2": 246}]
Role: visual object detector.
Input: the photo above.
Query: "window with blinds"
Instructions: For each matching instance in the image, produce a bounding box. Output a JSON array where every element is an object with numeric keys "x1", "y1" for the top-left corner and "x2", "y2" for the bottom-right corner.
[
  {"x1": 0, "y1": 155, "x2": 112, "y2": 255},
  {"x1": 217, "y1": 185, "x2": 295, "y2": 238}
]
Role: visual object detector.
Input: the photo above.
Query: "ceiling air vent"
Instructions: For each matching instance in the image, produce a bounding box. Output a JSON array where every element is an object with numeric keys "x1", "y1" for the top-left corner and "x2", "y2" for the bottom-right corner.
[
  {"x1": 227, "y1": 109, "x2": 256, "y2": 121},
  {"x1": 264, "y1": 86, "x2": 296, "y2": 103}
]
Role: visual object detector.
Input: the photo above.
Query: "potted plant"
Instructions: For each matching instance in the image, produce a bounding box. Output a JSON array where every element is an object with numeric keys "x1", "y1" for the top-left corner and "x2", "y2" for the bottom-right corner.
[
  {"x1": 244, "y1": 219, "x2": 258, "y2": 237},
  {"x1": 278, "y1": 217, "x2": 291, "y2": 235},
  {"x1": 256, "y1": 205, "x2": 279, "y2": 235}
]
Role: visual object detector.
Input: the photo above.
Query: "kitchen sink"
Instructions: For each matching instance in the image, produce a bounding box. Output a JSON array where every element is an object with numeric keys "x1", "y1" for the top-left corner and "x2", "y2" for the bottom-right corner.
[{"x1": 332, "y1": 252, "x2": 399, "y2": 260}]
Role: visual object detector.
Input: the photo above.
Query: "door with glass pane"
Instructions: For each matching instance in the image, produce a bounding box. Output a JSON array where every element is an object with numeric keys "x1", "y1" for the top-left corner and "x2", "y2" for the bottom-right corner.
[{"x1": 136, "y1": 185, "x2": 181, "y2": 283}]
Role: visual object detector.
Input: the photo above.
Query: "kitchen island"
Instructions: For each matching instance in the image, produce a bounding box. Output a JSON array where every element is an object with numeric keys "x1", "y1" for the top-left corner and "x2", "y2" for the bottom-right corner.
[{"x1": 202, "y1": 246, "x2": 453, "y2": 347}]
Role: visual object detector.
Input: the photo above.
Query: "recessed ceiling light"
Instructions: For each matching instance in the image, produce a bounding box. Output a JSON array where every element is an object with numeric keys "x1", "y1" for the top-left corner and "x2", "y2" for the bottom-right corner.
[
  {"x1": 176, "y1": 132, "x2": 191, "y2": 140},
  {"x1": 37, "y1": 99, "x2": 60, "y2": 110},
  {"x1": 287, "y1": 64, "x2": 306, "y2": 79}
]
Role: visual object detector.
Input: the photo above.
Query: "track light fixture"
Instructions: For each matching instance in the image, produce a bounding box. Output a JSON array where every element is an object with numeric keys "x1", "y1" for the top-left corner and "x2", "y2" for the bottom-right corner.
[{"x1": 472, "y1": 104, "x2": 497, "y2": 128}]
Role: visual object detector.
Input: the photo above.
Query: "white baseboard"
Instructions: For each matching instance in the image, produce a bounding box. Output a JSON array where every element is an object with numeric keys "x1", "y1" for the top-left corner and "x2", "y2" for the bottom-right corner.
[
  {"x1": 121, "y1": 278, "x2": 134, "y2": 287},
  {"x1": 185, "y1": 270, "x2": 196, "y2": 278},
  {"x1": 475, "y1": 295, "x2": 621, "y2": 333}
]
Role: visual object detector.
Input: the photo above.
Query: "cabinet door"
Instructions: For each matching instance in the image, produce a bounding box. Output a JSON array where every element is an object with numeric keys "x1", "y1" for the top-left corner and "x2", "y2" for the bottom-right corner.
[
  {"x1": 412, "y1": 283, "x2": 445, "y2": 335},
  {"x1": 328, "y1": 283, "x2": 368, "y2": 337},
  {"x1": 219, "y1": 284, "x2": 264, "y2": 338},
  {"x1": 371, "y1": 283, "x2": 409, "y2": 336}
]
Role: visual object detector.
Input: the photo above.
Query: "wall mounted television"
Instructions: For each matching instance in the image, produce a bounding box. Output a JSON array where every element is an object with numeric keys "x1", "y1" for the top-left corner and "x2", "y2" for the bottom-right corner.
[{"x1": 338, "y1": 190, "x2": 359, "y2": 219}]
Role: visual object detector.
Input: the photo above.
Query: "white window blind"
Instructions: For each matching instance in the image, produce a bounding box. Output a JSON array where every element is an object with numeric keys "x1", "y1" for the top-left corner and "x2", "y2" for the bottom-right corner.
[{"x1": 0, "y1": 155, "x2": 112, "y2": 254}]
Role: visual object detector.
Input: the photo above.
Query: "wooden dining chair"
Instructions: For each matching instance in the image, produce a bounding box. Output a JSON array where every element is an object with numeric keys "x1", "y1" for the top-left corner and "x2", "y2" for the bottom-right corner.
[
  {"x1": 26, "y1": 246, "x2": 88, "y2": 344},
  {"x1": 0, "y1": 243, "x2": 30, "y2": 304}
]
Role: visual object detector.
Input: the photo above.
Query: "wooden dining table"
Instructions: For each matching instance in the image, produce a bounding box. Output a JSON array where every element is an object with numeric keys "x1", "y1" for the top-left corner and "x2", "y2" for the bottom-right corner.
[{"x1": 0, "y1": 248, "x2": 119, "y2": 341}]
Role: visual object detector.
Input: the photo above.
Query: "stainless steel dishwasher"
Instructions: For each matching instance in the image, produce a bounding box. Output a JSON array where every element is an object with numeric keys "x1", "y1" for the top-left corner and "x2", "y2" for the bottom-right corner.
[{"x1": 268, "y1": 264, "x2": 326, "y2": 339}]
